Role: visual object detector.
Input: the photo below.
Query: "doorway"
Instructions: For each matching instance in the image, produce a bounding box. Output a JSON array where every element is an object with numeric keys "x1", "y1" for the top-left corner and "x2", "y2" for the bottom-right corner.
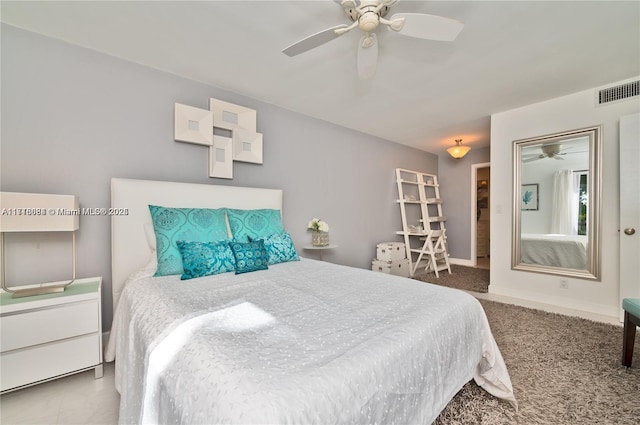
[{"x1": 471, "y1": 163, "x2": 490, "y2": 269}]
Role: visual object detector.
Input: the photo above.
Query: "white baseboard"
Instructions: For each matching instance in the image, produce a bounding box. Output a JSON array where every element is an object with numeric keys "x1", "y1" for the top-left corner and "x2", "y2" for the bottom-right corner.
[
  {"x1": 488, "y1": 285, "x2": 621, "y2": 324},
  {"x1": 449, "y1": 257, "x2": 474, "y2": 267}
]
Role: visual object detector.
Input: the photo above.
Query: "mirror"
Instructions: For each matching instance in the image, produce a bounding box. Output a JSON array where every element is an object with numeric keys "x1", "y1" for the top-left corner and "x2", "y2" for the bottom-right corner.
[{"x1": 512, "y1": 126, "x2": 602, "y2": 280}]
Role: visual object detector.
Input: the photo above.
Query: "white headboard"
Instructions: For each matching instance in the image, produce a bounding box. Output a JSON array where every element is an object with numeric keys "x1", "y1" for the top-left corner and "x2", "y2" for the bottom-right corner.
[{"x1": 110, "y1": 178, "x2": 283, "y2": 311}]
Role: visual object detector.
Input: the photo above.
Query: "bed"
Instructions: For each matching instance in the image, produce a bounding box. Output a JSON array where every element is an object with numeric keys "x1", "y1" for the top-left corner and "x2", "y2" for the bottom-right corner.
[
  {"x1": 105, "y1": 178, "x2": 516, "y2": 424},
  {"x1": 521, "y1": 233, "x2": 588, "y2": 270}
]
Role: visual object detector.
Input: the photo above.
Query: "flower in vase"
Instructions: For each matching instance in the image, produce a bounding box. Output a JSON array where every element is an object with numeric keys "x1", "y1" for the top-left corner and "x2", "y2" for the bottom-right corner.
[{"x1": 307, "y1": 218, "x2": 329, "y2": 233}]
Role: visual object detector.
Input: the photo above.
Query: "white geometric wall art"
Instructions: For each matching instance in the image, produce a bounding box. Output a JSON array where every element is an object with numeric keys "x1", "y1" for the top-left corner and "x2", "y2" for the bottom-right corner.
[
  {"x1": 208, "y1": 135, "x2": 233, "y2": 179},
  {"x1": 175, "y1": 97, "x2": 264, "y2": 179},
  {"x1": 232, "y1": 128, "x2": 263, "y2": 164},
  {"x1": 174, "y1": 103, "x2": 213, "y2": 145},
  {"x1": 209, "y1": 98, "x2": 257, "y2": 132}
]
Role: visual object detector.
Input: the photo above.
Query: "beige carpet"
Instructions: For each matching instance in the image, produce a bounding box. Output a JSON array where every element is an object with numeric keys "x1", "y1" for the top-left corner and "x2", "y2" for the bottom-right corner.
[
  {"x1": 434, "y1": 299, "x2": 640, "y2": 424},
  {"x1": 413, "y1": 264, "x2": 489, "y2": 293}
]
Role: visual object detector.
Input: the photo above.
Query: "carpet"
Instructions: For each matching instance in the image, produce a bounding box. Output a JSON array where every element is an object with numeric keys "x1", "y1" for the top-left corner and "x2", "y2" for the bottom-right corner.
[
  {"x1": 413, "y1": 264, "x2": 489, "y2": 293},
  {"x1": 434, "y1": 299, "x2": 640, "y2": 425}
]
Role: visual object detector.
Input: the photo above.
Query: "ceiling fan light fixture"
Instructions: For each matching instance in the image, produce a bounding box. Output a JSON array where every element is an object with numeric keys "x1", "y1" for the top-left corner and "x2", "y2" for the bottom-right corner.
[
  {"x1": 542, "y1": 144, "x2": 561, "y2": 157},
  {"x1": 359, "y1": 10, "x2": 380, "y2": 32},
  {"x1": 447, "y1": 139, "x2": 471, "y2": 159}
]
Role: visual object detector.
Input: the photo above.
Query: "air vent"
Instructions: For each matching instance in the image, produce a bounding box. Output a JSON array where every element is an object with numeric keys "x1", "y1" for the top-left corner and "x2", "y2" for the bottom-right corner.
[{"x1": 597, "y1": 80, "x2": 639, "y2": 105}]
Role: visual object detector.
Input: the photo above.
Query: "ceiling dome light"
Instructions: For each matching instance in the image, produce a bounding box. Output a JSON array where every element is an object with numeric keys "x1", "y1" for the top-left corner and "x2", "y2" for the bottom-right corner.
[{"x1": 447, "y1": 139, "x2": 471, "y2": 159}]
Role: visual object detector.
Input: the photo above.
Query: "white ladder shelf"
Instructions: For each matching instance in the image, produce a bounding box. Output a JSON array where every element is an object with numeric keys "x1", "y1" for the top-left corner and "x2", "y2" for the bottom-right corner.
[{"x1": 395, "y1": 168, "x2": 452, "y2": 277}]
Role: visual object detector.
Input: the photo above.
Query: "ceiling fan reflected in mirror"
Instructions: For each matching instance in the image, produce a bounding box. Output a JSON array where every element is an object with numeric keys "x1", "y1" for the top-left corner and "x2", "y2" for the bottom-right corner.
[
  {"x1": 523, "y1": 144, "x2": 588, "y2": 163},
  {"x1": 282, "y1": 0, "x2": 464, "y2": 79}
]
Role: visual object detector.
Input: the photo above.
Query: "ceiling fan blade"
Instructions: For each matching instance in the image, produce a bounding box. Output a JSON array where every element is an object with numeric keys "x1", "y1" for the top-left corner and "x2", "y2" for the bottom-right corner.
[
  {"x1": 357, "y1": 34, "x2": 378, "y2": 79},
  {"x1": 523, "y1": 155, "x2": 545, "y2": 163},
  {"x1": 390, "y1": 13, "x2": 464, "y2": 41},
  {"x1": 282, "y1": 24, "x2": 349, "y2": 57}
]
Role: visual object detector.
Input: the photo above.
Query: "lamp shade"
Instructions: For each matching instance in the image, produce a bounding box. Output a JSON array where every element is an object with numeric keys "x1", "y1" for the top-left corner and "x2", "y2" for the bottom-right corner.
[
  {"x1": 447, "y1": 139, "x2": 471, "y2": 159},
  {"x1": 0, "y1": 192, "x2": 79, "y2": 232}
]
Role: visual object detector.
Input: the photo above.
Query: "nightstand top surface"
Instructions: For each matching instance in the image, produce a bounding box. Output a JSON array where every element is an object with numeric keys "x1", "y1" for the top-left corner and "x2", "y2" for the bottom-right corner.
[
  {"x1": 0, "y1": 277, "x2": 101, "y2": 306},
  {"x1": 302, "y1": 244, "x2": 339, "y2": 250}
]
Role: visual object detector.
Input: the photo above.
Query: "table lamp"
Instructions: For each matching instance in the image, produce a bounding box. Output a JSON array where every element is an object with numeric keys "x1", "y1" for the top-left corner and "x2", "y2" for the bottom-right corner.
[{"x1": 0, "y1": 192, "x2": 79, "y2": 298}]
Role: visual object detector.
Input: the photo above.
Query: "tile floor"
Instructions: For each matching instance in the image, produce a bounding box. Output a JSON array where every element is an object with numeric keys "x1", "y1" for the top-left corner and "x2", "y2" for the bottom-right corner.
[
  {"x1": 476, "y1": 256, "x2": 490, "y2": 270},
  {"x1": 0, "y1": 363, "x2": 119, "y2": 425}
]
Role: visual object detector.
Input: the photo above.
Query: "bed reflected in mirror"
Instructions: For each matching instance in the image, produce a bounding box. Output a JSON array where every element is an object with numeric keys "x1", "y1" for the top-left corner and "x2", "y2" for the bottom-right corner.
[{"x1": 512, "y1": 126, "x2": 601, "y2": 280}]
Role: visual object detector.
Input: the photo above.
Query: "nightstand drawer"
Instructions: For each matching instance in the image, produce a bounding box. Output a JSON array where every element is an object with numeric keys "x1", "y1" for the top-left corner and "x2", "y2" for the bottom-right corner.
[
  {"x1": 0, "y1": 277, "x2": 103, "y2": 394},
  {"x1": 1, "y1": 333, "x2": 100, "y2": 392},
  {"x1": 1, "y1": 300, "x2": 99, "y2": 352}
]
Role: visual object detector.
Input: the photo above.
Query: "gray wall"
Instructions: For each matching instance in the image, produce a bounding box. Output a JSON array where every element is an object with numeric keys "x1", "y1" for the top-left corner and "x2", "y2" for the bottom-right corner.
[
  {"x1": 438, "y1": 146, "x2": 491, "y2": 260},
  {"x1": 0, "y1": 25, "x2": 438, "y2": 330}
]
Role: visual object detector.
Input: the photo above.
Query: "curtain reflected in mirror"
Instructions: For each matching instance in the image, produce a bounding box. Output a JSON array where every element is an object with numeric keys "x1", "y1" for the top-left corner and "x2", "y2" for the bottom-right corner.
[{"x1": 512, "y1": 126, "x2": 601, "y2": 280}]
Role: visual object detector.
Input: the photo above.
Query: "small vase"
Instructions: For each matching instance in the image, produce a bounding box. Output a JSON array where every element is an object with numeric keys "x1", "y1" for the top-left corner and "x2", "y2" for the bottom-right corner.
[{"x1": 312, "y1": 231, "x2": 329, "y2": 247}]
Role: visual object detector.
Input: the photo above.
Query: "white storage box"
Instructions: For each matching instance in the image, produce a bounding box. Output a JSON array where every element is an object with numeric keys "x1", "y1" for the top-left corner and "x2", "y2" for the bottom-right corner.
[
  {"x1": 372, "y1": 259, "x2": 410, "y2": 277},
  {"x1": 376, "y1": 242, "x2": 406, "y2": 262}
]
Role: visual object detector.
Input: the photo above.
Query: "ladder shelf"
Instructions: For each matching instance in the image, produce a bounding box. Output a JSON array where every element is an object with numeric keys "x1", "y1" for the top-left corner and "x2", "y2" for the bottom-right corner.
[{"x1": 395, "y1": 168, "x2": 451, "y2": 278}]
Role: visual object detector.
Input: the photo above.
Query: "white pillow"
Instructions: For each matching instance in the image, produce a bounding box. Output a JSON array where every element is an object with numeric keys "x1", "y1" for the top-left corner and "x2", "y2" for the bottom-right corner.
[{"x1": 144, "y1": 220, "x2": 157, "y2": 252}]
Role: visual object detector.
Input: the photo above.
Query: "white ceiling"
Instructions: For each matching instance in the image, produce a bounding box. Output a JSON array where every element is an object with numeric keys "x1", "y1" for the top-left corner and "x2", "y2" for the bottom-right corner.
[{"x1": 2, "y1": 1, "x2": 639, "y2": 154}]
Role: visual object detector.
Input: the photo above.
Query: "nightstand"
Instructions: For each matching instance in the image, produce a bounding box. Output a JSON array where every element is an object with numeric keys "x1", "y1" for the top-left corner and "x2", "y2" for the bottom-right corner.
[
  {"x1": 0, "y1": 277, "x2": 103, "y2": 393},
  {"x1": 303, "y1": 244, "x2": 338, "y2": 261}
]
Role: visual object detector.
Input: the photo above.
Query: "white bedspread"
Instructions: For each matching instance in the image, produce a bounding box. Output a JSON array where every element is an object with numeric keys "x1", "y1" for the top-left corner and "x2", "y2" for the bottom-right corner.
[
  {"x1": 106, "y1": 258, "x2": 515, "y2": 424},
  {"x1": 521, "y1": 233, "x2": 588, "y2": 269}
]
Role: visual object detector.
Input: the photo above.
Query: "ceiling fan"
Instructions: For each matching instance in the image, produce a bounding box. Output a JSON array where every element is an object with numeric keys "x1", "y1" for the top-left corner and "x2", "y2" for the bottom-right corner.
[
  {"x1": 523, "y1": 144, "x2": 586, "y2": 163},
  {"x1": 282, "y1": 0, "x2": 464, "y2": 79}
]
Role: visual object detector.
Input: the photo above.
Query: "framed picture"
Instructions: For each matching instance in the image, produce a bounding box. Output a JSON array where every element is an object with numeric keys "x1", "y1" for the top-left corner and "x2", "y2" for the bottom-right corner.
[
  {"x1": 232, "y1": 128, "x2": 263, "y2": 164},
  {"x1": 208, "y1": 135, "x2": 233, "y2": 179},
  {"x1": 174, "y1": 103, "x2": 213, "y2": 146},
  {"x1": 521, "y1": 183, "x2": 539, "y2": 211},
  {"x1": 209, "y1": 98, "x2": 257, "y2": 132}
]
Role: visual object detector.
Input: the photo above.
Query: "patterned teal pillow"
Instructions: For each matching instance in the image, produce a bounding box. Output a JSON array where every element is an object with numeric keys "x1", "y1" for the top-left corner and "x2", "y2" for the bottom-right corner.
[
  {"x1": 250, "y1": 232, "x2": 299, "y2": 265},
  {"x1": 229, "y1": 240, "x2": 269, "y2": 274},
  {"x1": 227, "y1": 208, "x2": 285, "y2": 243},
  {"x1": 149, "y1": 205, "x2": 229, "y2": 276},
  {"x1": 176, "y1": 240, "x2": 235, "y2": 280}
]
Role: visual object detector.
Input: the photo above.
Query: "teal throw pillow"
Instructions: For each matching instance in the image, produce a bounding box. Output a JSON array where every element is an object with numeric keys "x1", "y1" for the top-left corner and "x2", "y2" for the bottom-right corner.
[
  {"x1": 229, "y1": 240, "x2": 269, "y2": 274},
  {"x1": 176, "y1": 240, "x2": 236, "y2": 280},
  {"x1": 250, "y1": 232, "x2": 299, "y2": 265},
  {"x1": 149, "y1": 205, "x2": 229, "y2": 276},
  {"x1": 227, "y1": 208, "x2": 285, "y2": 243}
]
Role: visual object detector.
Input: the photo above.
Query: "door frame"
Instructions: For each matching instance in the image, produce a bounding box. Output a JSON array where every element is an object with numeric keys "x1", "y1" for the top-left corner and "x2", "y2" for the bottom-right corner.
[
  {"x1": 470, "y1": 162, "x2": 491, "y2": 266},
  {"x1": 619, "y1": 113, "x2": 640, "y2": 321}
]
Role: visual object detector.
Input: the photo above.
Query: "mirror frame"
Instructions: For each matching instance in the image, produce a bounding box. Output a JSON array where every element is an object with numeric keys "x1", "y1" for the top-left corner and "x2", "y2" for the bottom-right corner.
[{"x1": 512, "y1": 126, "x2": 602, "y2": 280}]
